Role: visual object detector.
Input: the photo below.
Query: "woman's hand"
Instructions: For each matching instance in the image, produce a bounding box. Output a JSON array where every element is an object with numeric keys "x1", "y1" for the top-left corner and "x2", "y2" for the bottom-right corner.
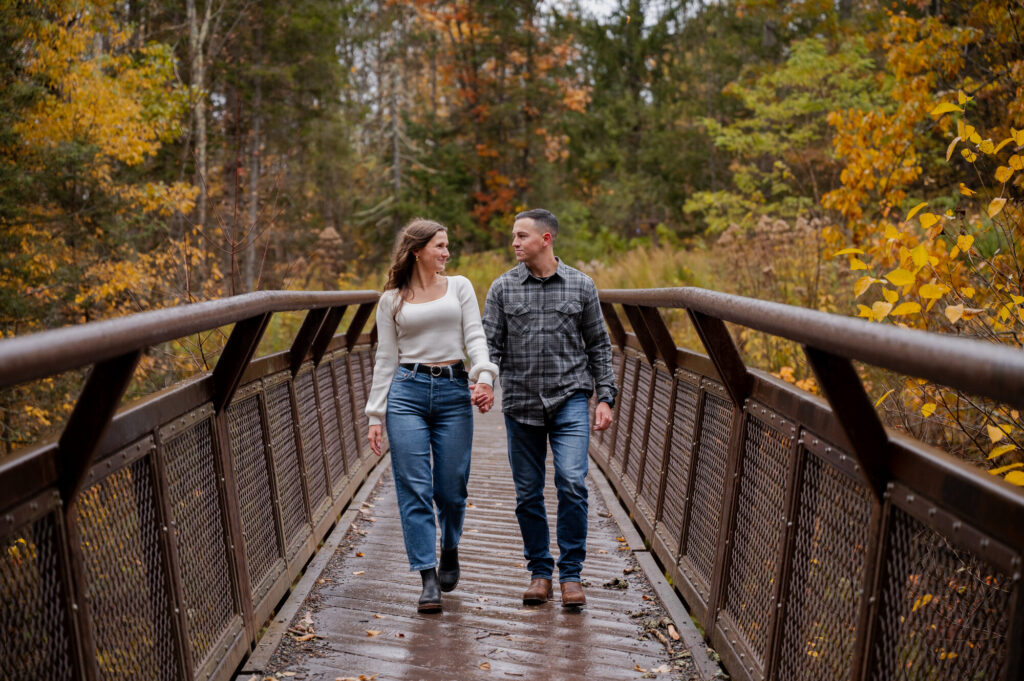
[
  {"x1": 470, "y1": 383, "x2": 494, "y2": 413},
  {"x1": 368, "y1": 424, "x2": 383, "y2": 456}
]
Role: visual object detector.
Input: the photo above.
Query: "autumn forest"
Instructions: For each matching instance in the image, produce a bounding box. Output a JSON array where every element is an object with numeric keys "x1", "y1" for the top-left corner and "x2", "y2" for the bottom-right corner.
[{"x1": 2, "y1": 0, "x2": 1024, "y2": 483}]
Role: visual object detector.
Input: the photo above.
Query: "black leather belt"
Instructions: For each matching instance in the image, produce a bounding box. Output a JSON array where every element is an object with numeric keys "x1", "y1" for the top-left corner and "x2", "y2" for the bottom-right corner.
[{"x1": 400, "y1": 361, "x2": 468, "y2": 379}]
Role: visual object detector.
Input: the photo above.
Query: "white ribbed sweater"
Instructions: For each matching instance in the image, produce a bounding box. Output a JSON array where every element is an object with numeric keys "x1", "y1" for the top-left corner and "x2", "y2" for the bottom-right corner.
[{"x1": 365, "y1": 275, "x2": 497, "y2": 425}]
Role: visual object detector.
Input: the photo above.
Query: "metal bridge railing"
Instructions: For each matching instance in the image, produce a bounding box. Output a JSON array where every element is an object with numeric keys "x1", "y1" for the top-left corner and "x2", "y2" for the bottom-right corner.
[
  {"x1": 0, "y1": 291, "x2": 382, "y2": 681},
  {"x1": 593, "y1": 287, "x2": 1024, "y2": 681}
]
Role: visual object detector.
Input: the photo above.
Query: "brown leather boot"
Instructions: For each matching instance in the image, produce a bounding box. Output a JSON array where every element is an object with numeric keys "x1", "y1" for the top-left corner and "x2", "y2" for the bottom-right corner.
[
  {"x1": 560, "y1": 581, "x2": 586, "y2": 607},
  {"x1": 522, "y1": 578, "x2": 553, "y2": 605}
]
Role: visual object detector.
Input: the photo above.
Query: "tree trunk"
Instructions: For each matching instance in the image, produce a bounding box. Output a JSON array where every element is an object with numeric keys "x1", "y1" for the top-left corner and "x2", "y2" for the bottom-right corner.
[{"x1": 244, "y1": 81, "x2": 261, "y2": 292}]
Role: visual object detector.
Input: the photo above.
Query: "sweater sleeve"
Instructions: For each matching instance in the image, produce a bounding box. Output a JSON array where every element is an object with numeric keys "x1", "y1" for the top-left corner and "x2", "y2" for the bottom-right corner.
[
  {"x1": 365, "y1": 292, "x2": 398, "y2": 426},
  {"x1": 456, "y1": 277, "x2": 498, "y2": 386}
]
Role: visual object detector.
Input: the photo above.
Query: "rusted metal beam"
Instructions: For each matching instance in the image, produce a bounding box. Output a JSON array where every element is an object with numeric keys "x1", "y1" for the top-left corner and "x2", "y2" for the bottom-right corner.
[
  {"x1": 622, "y1": 304, "x2": 659, "y2": 365},
  {"x1": 602, "y1": 287, "x2": 1024, "y2": 409},
  {"x1": 638, "y1": 306, "x2": 678, "y2": 372},
  {"x1": 212, "y1": 313, "x2": 271, "y2": 412},
  {"x1": 345, "y1": 302, "x2": 376, "y2": 351},
  {"x1": 57, "y1": 351, "x2": 142, "y2": 504},
  {"x1": 601, "y1": 302, "x2": 627, "y2": 350},
  {"x1": 289, "y1": 308, "x2": 329, "y2": 376},
  {"x1": 0, "y1": 290, "x2": 380, "y2": 389},
  {"x1": 309, "y1": 306, "x2": 347, "y2": 367},
  {"x1": 686, "y1": 310, "x2": 753, "y2": 407},
  {"x1": 803, "y1": 346, "x2": 889, "y2": 499}
]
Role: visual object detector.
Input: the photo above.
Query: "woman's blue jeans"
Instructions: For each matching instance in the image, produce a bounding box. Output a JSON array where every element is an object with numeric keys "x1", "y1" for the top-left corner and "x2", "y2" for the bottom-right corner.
[
  {"x1": 504, "y1": 391, "x2": 590, "y2": 583},
  {"x1": 385, "y1": 366, "x2": 473, "y2": 571}
]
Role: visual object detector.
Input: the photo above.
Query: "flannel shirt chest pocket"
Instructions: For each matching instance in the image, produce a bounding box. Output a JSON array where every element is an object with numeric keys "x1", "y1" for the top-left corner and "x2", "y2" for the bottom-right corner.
[
  {"x1": 551, "y1": 299, "x2": 582, "y2": 335},
  {"x1": 505, "y1": 302, "x2": 532, "y2": 336}
]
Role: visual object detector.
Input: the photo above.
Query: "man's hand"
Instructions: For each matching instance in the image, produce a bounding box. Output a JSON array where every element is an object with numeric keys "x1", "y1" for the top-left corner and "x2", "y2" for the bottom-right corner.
[
  {"x1": 471, "y1": 383, "x2": 495, "y2": 413},
  {"x1": 368, "y1": 424, "x2": 383, "y2": 456},
  {"x1": 593, "y1": 402, "x2": 613, "y2": 431}
]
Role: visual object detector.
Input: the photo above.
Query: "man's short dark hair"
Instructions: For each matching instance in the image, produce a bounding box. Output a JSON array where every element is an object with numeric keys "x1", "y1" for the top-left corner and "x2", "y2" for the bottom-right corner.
[{"x1": 515, "y1": 208, "x2": 558, "y2": 238}]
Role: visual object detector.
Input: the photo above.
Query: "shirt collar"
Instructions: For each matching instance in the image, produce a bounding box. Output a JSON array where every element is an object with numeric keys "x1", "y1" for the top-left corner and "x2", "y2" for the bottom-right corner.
[{"x1": 516, "y1": 257, "x2": 566, "y2": 283}]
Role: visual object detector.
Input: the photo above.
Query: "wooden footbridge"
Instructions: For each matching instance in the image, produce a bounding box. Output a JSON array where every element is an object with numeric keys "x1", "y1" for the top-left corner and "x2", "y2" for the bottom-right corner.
[{"x1": 1, "y1": 287, "x2": 1022, "y2": 681}]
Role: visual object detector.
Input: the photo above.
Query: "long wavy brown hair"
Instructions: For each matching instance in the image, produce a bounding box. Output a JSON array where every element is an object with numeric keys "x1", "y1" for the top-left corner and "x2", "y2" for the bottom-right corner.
[{"x1": 384, "y1": 218, "x2": 447, "y2": 320}]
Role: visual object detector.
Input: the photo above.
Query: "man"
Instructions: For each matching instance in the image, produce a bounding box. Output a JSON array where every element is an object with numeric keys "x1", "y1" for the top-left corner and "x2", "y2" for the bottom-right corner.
[{"x1": 482, "y1": 208, "x2": 617, "y2": 608}]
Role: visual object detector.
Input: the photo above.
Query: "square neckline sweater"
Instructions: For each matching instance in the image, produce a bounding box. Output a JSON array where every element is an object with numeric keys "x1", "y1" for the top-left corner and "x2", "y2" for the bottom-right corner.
[{"x1": 365, "y1": 275, "x2": 498, "y2": 425}]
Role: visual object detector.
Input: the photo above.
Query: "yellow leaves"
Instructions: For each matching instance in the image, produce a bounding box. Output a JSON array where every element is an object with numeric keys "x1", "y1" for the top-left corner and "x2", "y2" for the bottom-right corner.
[
  {"x1": 906, "y1": 202, "x2": 928, "y2": 221},
  {"x1": 911, "y1": 593, "x2": 933, "y2": 612},
  {"x1": 987, "y1": 444, "x2": 1016, "y2": 460},
  {"x1": 979, "y1": 139, "x2": 995, "y2": 155},
  {"x1": 910, "y1": 244, "x2": 929, "y2": 268},
  {"x1": 884, "y1": 268, "x2": 916, "y2": 287},
  {"x1": 365, "y1": 630, "x2": 382, "y2": 637},
  {"x1": 990, "y1": 463, "x2": 1024, "y2": 476},
  {"x1": 854, "y1": 276, "x2": 877, "y2": 298},
  {"x1": 959, "y1": 183, "x2": 976, "y2": 196},
  {"x1": 945, "y1": 137, "x2": 960, "y2": 162},
  {"x1": 987, "y1": 423, "x2": 1011, "y2": 443},
  {"x1": 882, "y1": 288, "x2": 899, "y2": 304},
  {"x1": 833, "y1": 247, "x2": 865, "y2": 256},
  {"x1": 918, "y1": 213, "x2": 940, "y2": 232},
  {"x1": 988, "y1": 197, "x2": 1007, "y2": 217},
  {"x1": 961, "y1": 149, "x2": 977, "y2": 163},
  {"x1": 871, "y1": 301, "x2": 893, "y2": 321},
  {"x1": 892, "y1": 302, "x2": 921, "y2": 316},
  {"x1": 920, "y1": 403, "x2": 936, "y2": 417},
  {"x1": 994, "y1": 166, "x2": 1014, "y2": 184},
  {"x1": 1005, "y1": 471, "x2": 1024, "y2": 487},
  {"x1": 849, "y1": 257, "x2": 869, "y2": 271},
  {"x1": 919, "y1": 283, "x2": 950, "y2": 299},
  {"x1": 875, "y1": 389, "x2": 895, "y2": 408},
  {"x1": 1013, "y1": 128, "x2": 1024, "y2": 146},
  {"x1": 929, "y1": 102, "x2": 962, "y2": 117},
  {"x1": 1010, "y1": 155, "x2": 1024, "y2": 171},
  {"x1": 944, "y1": 304, "x2": 964, "y2": 324},
  {"x1": 957, "y1": 90, "x2": 973, "y2": 106},
  {"x1": 956, "y1": 234, "x2": 974, "y2": 252}
]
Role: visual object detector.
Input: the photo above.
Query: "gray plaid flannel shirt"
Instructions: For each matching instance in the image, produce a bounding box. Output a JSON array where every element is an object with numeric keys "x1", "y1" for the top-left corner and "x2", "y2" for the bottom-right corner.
[{"x1": 482, "y1": 259, "x2": 617, "y2": 426}]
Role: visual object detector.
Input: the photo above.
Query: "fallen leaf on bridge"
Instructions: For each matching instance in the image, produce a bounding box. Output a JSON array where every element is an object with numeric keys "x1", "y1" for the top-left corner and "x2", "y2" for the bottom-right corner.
[
  {"x1": 479, "y1": 662, "x2": 492, "y2": 671},
  {"x1": 356, "y1": 552, "x2": 365, "y2": 557},
  {"x1": 667, "y1": 624, "x2": 680, "y2": 641},
  {"x1": 365, "y1": 629, "x2": 382, "y2": 637},
  {"x1": 651, "y1": 664, "x2": 672, "y2": 673},
  {"x1": 353, "y1": 570, "x2": 365, "y2": 575},
  {"x1": 294, "y1": 633, "x2": 318, "y2": 642},
  {"x1": 373, "y1": 613, "x2": 385, "y2": 619}
]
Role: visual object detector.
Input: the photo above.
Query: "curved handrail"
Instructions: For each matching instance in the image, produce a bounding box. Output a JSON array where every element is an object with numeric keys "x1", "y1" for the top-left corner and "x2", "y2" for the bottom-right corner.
[
  {"x1": 0, "y1": 290, "x2": 380, "y2": 388},
  {"x1": 600, "y1": 287, "x2": 1024, "y2": 409}
]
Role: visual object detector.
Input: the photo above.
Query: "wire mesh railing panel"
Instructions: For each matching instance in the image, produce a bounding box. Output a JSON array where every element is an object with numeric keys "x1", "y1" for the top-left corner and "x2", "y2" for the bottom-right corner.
[
  {"x1": 316, "y1": 361, "x2": 347, "y2": 491},
  {"x1": 720, "y1": 410, "x2": 794, "y2": 666},
  {"x1": 77, "y1": 452, "x2": 180, "y2": 681},
  {"x1": 354, "y1": 351, "x2": 372, "y2": 454},
  {"x1": 1, "y1": 501, "x2": 74, "y2": 681},
  {"x1": 625, "y1": 362, "x2": 654, "y2": 493},
  {"x1": 868, "y1": 503, "x2": 1016, "y2": 681},
  {"x1": 593, "y1": 352, "x2": 624, "y2": 461},
  {"x1": 332, "y1": 355, "x2": 361, "y2": 475},
  {"x1": 684, "y1": 390, "x2": 733, "y2": 599},
  {"x1": 227, "y1": 391, "x2": 283, "y2": 605},
  {"x1": 613, "y1": 354, "x2": 639, "y2": 475},
  {"x1": 295, "y1": 370, "x2": 329, "y2": 515},
  {"x1": 161, "y1": 411, "x2": 236, "y2": 674},
  {"x1": 656, "y1": 378, "x2": 699, "y2": 558},
  {"x1": 264, "y1": 378, "x2": 310, "y2": 558},
  {"x1": 777, "y1": 446, "x2": 873, "y2": 681},
  {"x1": 638, "y1": 367, "x2": 673, "y2": 519}
]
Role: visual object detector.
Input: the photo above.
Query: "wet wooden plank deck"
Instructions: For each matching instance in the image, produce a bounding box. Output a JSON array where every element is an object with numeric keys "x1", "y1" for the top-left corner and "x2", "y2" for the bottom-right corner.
[{"x1": 241, "y1": 398, "x2": 717, "y2": 681}]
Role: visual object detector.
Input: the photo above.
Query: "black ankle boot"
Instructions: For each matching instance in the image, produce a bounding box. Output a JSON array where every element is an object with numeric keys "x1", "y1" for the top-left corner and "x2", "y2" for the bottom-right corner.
[
  {"x1": 418, "y1": 568, "x2": 442, "y2": 613},
  {"x1": 438, "y1": 547, "x2": 460, "y2": 593}
]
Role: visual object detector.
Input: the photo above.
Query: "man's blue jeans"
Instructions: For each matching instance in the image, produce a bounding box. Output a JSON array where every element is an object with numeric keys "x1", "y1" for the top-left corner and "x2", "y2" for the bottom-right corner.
[
  {"x1": 504, "y1": 391, "x2": 590, "y2": 583},
  {"x1": 385, "y1": 366, "x2": 473, "y2": 571}
]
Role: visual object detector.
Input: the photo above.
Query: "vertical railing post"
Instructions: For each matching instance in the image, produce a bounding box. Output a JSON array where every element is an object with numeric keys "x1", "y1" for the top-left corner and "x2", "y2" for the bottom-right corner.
[
  {"x1": 638, "y1": 305, "x2": 678, "y2": 372},
  {"x1": 58, "y1": 350, "x2": 142, "y2": 681},
  {"x1": 600, "y1": 301, "x2": 627, "y2": 350},
  {"x1": 803, "y1": 345, "x2": 892, "y2": 681},
  {"x1": 310, "y1": 306, "x2": 347, "y2": 367}
]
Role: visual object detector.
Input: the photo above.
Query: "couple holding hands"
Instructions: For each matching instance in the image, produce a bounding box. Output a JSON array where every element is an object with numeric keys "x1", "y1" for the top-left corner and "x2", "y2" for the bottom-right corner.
[{"x1": 365, "y1": 208, "x2": 618, "y2": 612}]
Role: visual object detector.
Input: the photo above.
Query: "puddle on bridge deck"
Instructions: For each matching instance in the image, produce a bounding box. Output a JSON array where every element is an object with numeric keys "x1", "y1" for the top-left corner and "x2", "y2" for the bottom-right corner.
[{"x1": 242, "y1": 398, "x2": 719, "y2": 681}]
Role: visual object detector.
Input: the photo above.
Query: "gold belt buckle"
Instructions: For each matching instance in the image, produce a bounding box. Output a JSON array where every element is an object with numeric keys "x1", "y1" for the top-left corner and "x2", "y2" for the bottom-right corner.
[{"x1": 430, "y1": 365, "x2": 443, "y2": 377}]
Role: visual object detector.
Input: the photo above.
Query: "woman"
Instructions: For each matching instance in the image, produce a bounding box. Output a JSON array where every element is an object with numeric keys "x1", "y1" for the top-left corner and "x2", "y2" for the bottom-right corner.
[{"x1": 366, "y1": 218, "x2": 497, "y2": 613}]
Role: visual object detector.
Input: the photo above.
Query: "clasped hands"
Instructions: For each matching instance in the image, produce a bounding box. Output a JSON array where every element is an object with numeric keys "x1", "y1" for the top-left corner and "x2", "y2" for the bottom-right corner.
[{"x1": 367, "y1": 383, "x2": 494, "y2": 457}]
